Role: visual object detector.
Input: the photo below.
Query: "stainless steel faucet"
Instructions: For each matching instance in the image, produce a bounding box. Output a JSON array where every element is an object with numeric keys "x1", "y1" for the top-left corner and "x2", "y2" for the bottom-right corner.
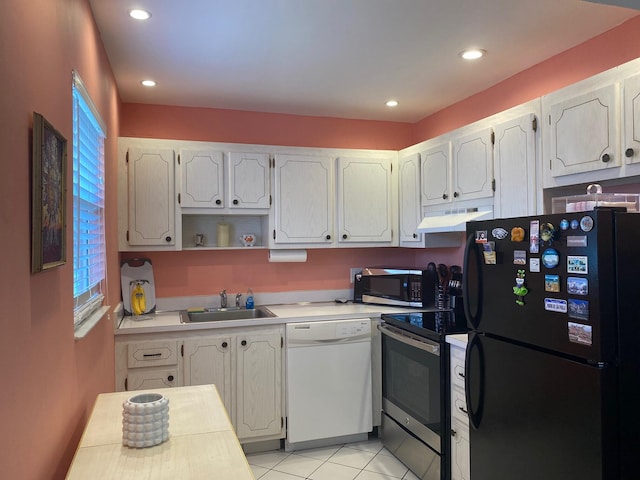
[
  {"x1": 219, "y1": 289, "x2": 227, "y2": 308},
  {"x1": 235, "y1": 293, "x2": 243, "y2": 307}
]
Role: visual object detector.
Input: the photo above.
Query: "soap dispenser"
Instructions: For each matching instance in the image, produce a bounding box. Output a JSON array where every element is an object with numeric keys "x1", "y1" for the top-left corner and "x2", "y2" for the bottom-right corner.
[{"x1": 245, "y1": 288, "x2": 254, "y2": 309}]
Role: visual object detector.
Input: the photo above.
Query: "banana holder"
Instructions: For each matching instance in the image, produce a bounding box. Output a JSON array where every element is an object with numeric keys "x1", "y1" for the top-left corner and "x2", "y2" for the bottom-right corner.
[{"x1": 121, "y1": 258, "x2": 157, "y2": 316}]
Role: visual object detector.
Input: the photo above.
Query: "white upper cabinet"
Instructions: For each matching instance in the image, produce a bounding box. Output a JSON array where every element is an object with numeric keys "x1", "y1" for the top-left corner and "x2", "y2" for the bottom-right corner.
[
  {"x1": 179, "y1": 149, "x2": 224, "y2": 208},
  {"x1": 272, "y1": 153, "x2": 334, "y2": 245},
  {"x1": 421, "y1": 142, "x2": 451, "y2": 207},
  {"x1": 544, "y1": 84, "x2": 619, "y2": 178},
  {"x1": 228, "y1": 152, "x2": 271, "y2": 208},
  {"x1": 179, "y1": 149, "x2": 270, "y2": 210},
  {"x1": 452, "y1": 127, "x2": 494, "y2": 203},
  {"x1": 337, "y1": 156, "x2": 393, "y2": 244},
  {"x1": 398, "y1": 153, "x2": 423, "y2": 245},
  {"x1": 126, "y1": 147, "x2": 176, "y2": 247},
  {"x1": 623, "y1": 72, "x2": 640, "y2": 165},
  {"x1": 494, "y1": 113, "x2": 538, "y2": 218}
]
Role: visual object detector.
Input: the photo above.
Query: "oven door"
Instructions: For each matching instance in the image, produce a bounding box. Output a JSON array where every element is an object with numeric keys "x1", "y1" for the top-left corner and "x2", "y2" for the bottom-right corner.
[{"x1": 379, "y1": 323, "x2": 442, "y2": 453}]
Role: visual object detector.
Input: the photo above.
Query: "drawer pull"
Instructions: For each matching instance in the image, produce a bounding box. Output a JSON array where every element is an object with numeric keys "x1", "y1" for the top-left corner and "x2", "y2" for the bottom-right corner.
[
  {"x1": 167, "y1": 375, "x2": 174, "y2": 382},
  {"x1": 143, "y1": 353, "x2": 163, "y2": 358},
  {"x1": 458, "y1": 406, "x2": 468, "y2": 415},
  {"x1": 458, "y1": 372, "x2": 465, "y2": 378}
]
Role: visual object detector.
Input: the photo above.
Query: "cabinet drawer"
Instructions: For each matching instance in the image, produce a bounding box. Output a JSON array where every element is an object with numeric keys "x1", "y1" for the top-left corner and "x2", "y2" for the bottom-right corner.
[
  {"x1": 126, "y1": 368, "x2": 179, "y2": 391},
  {"x1": 127, "y1": 341, "x2": 178, "y2": 368},
  {"x1": 450, "y1": 345, "x2": 466, "y2": 391},
  {"x1": 451, "y1": 387, "x2": 469, "y2": 425}
]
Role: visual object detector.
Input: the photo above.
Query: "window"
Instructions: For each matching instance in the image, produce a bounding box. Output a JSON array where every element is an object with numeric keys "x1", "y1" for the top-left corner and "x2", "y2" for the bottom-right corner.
[{"x1": 72, "y1": 71, "x2": 107, "y2": 328}]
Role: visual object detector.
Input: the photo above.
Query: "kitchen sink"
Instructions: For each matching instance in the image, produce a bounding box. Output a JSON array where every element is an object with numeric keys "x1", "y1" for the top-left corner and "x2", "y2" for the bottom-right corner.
[{"x1": 180, "y1": 306, "x2": 276, "y2": 323}]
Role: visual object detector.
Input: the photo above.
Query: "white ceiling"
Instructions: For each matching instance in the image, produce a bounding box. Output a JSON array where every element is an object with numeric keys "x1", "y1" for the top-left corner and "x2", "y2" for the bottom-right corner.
[{"x1": 89, "y1": 0, "x2": 639, "y2": 123}]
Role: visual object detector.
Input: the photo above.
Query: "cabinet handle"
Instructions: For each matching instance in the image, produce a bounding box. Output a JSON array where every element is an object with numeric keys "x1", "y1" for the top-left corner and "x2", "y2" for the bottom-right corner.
[
  {"x1": 459, "y1": 406, "x2": 468, "y2": 415},
  {"x1": 413, "y1": 233, "x2": 418, "y2": 239},
  {"x1": 167, "y1": 375, "x2": 174, "y2": 382},
  {"x1": 216, "y1": 199, "x2": 222, "y2": 205},
  {"x1": 233, "y1": 199, "x2": 239, "y2": 205},
  {"x1": 143, "y1": 353, "x2": 162, "y2": 358},
  {"x1": 453, "y1": 191, "x2": 459, "y2": 198},
  {"x1": 325, "y1": 234, "x2": 331, "y2": 240},
  {"x1": 458, "y1": 372, "x2": 465, "y2": 378},
  {"x1": 601, "y1": 153, "x2": 611, "y2": 163},
  {"x1": 442, "y1": 193, "x2": 448, "y2": 200},
  {"x1": 222, "y1": 342, "x2": 228, "y2": 348},
  {"x1": 626, "y1": 148, "x2": 635, "y2": 158},
  {"x1": 342, "y1": 234, "x2": 348, "y2": 240},
  {"x1": 451, "y1": 429, "x2": 457, "y2": 437},
  {"x1": 241, "y1": 340, "x2": 247, "y2": 346},
  {"x1": 165, "y1": 236, "x2": 172, "y2": 242}
]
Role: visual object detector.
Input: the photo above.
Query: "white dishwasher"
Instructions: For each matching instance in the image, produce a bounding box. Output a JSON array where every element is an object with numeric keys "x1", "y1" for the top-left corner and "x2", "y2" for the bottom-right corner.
[{"x1": 285, "y1": 318, "x2": 373, "y2": 451}]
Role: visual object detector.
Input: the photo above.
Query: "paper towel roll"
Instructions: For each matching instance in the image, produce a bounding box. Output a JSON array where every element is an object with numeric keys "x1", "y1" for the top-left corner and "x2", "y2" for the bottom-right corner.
[
  {"x1": 268, "y1": 249, "x2": 307, "y2": 263},
  {"x1": 217, "y1": 223, "x2": 230, "y2": 247}
]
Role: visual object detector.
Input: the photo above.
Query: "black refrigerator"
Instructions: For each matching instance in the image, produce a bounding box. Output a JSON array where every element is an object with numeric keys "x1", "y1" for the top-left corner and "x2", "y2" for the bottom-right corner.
[{"x1": 462, "y1": 208, "x2": 640, "y2": 480}]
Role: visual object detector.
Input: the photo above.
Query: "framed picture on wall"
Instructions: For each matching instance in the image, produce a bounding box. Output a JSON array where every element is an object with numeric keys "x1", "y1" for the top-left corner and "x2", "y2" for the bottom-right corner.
[{"x1": 31, "y1": 112, "x2": 67, "y2": 273}]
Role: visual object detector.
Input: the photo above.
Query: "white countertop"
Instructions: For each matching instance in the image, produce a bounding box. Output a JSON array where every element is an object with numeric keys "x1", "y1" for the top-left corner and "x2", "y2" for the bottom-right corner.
[
  {"x1": 446, "y1": 333, "x2": 468, "y2": 348},
  {"x1": 116, "y1": 301, "x2": 429, "y2": 335}
]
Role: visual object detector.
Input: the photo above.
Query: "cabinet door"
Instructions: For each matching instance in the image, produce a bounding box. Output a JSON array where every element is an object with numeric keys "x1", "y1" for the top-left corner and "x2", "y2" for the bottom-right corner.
[
  {"x1": 180, "y1": 149, "x2": 224, "y2": 208},
  {"x1": 235, "y1": 333, "x2": 283, "y2": 440},
  {"x1": 183, "y1": 337, "x2": 232, "y2": 414},
  {"x1": 273, "y1": 154, "x2": 333, "y2": 244},
  {"x1": 623, "y1": 73, "x2": 640, "y2": 164},
  {"x1": 421, "y1": 142, "x2": 451, "y2": 206},
  {"x1": 337, "y1": 157, "x2": 393, "y2": 243},
  {"x1": 547, "y1": 84, "x2": 619, "y2": 176},
  {"x1": 228, "y1": 152, "x2": 271, "y2": 209},
  {"x1": 450, "y1": 419, "x2": 470, "y2": 480},
  {"x1": 452, "y1": 128, "x2": 494, "y2": 202},
  {"x1": 398, "y1": 153, "x2": 423, "y2": 245},
  {"x1": 494, "y1": 114, "x2": 537, "y2": 218},
  {"x1": 127, "y1": 148, "x2": 176, "y2": 246}
]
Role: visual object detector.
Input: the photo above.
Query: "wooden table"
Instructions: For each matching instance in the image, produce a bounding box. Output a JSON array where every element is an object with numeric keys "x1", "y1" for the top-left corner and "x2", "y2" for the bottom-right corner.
[{"x1": 66, "y1": 385, "x2": 254, "y2": 479}]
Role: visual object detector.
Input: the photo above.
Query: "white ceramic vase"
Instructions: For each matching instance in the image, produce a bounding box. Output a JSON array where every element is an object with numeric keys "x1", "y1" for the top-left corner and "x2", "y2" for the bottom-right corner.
[{"x1": 122, "y1": 392, "x2": 170, "y2": 448}]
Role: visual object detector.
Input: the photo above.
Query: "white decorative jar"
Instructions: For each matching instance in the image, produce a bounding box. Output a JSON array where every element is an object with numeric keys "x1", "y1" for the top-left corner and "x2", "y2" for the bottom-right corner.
[{"x1": 122, "y1": 392, "x2": 170, "y2": 448}]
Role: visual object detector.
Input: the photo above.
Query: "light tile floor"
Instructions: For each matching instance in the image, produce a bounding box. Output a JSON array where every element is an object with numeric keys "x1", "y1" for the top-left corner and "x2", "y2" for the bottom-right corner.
[{"x1": 246, "y1": 437, "x2": 420, "y2": 480}]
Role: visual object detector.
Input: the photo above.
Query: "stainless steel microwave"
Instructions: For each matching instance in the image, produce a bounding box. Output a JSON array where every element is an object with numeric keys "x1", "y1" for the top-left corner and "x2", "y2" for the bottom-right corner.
[{"x1": 353, "y1": 267, "x2": 436, "y2": 308}]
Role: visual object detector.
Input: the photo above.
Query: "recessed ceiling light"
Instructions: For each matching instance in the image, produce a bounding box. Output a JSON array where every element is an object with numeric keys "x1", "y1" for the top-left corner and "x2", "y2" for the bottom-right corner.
[
  {"x1": 460, "y1": 49, "x2": 486, "y2": 60},
  {"x1": 141, "y1": 80, "x2": 156, "y2": 87},
  {"x1": 386, "y1": 100, "x2": 399, "y2": 107},
  {"x1": 129, "y1": 9, "x2": 151, "y2": 20}
]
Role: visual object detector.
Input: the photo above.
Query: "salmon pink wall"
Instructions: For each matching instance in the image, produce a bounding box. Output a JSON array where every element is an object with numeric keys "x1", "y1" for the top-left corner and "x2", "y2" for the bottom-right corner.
[
  {"x1": 412, "y1": 15, "x2": 640, "y2": 142},
  {"x1": 120, "y1": 103, "x2": 414, "y2": 150},
  {"x1": 0, "y1": 0, "x2": 120, "y2": 478}
]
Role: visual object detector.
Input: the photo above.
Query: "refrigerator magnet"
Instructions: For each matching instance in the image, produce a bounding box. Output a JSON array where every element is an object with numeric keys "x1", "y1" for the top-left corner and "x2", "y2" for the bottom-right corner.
[
  {"x1": 568, "y1": 322, "x2": 592, "y2": 345},
  {"x1": 540, "y1": 222, "x2": 556, "y2": 243},
  {"x1": 492, "y1": 227, "x2": 509, "y2": 240},
  {"x1": 544, "y1": 298, "x2": 567, "y2": 313},
  {"x1": 570, "y1": 219, "x2": 579, "y2": 230},
  {"x1": 529, "y1": 220, "x2": 539, "y2": 253},
  {"x1": 567, "y1": 255, "x2": 588, "y2": 274},
  {"x1": 475, "y1": 231, "x2": 488, "y2": 243},
  {"x1": 513, "y1": 250, "x2": 527, "y2": 265},
  {"x1": 580, "y1": 215, "x2": 594, "y2": 232},
  {"x1": 545, "y1": 274, "x2": 560, "y2": 292},
  {"x1": 511, "y1": 227, "x2": 525, "y2": 242},
  {"x1": 541, "y1": 248, "x2": 560, "y2": 268},
  {"x1": 560, "y1": 219, "x2": 570, "y2": 230},
  {"x1": 529, "y1": 257, "x2": 540, "y2": 273},
  {"x1": 568, "y1": 298, "x2": 589, "y2": 321},
  {"x1": 567, "y1": 277, "x2": 588, "y2": 295},
  {"x1": 513, "y1": 270, "x2": 528, "y2": 306}
]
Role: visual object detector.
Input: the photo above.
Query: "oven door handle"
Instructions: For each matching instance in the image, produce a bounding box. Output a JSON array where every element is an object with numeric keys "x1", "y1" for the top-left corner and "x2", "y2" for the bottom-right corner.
[{"x1": 378, "y1": 324, "x2": 440, "y2": 356}]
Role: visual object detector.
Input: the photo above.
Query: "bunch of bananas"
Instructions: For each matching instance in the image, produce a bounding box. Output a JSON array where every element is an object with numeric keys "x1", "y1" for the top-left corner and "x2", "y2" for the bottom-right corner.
[{"x1": 131, "y1": 283, "x2": 147, "y2": 315}]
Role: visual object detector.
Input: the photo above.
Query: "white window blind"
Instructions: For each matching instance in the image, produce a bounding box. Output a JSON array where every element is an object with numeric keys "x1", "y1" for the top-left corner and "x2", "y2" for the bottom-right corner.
[{"x1": 72, "y1": 71, "x2": 107, "y2": 327}]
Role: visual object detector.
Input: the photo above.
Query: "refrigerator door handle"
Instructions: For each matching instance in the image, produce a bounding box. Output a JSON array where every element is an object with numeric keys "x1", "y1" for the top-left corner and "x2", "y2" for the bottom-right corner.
[
  {"x1": 465, "y1": 332, "x2": 484, "y2": 430},
  {"x1": 463, "y1": 233, "x2": 482, "y2": 329}
]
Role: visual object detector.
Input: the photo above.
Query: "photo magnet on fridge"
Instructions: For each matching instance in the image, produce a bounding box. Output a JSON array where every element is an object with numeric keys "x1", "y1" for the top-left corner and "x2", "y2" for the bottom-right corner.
[{"x1": 568, "y1": 322, "x2": 592, "y2": 345}]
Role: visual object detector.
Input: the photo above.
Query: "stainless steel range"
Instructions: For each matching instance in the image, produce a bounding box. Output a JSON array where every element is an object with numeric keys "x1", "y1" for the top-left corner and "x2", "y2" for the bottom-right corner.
[{"x1": 379, "y1": 310, "x2": 467, "y2": 480}]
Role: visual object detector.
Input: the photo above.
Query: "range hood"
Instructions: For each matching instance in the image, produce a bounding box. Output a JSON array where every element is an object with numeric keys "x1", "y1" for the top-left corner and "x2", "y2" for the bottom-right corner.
[{"x1": 416, "y1": 206, "x2": 493, "y2": 234}]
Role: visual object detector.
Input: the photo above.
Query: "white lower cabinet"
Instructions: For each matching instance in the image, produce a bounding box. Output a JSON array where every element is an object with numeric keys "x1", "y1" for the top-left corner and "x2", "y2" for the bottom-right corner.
[
  {"x1": 448, "y1": 337, "x2": 470, "y2": 480},
  {"x1": 115, "y1": 326, "x2": 284, "y2": 444},
  {"x1": 183, "y1": 336, "x2": 232, "y2": 415},
  {"x1": 235, "y1": 332, "x2": 283, "y2": 440}
]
